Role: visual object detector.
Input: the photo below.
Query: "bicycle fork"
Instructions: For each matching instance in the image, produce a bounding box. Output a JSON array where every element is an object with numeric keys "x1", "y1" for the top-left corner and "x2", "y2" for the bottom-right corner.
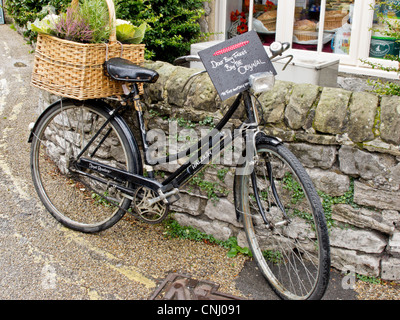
[{"x1": 242, "y1": 91, "x2": 290, "y2": 228}]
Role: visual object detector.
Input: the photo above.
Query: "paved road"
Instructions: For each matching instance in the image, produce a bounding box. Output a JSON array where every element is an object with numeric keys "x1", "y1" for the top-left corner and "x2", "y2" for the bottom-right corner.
[
  {"x1": 0, "y1": 24, "x2": 163, "y2": 300},
  {"x1": 0, "y1": 24, "x2": 356, "y2": 301}
]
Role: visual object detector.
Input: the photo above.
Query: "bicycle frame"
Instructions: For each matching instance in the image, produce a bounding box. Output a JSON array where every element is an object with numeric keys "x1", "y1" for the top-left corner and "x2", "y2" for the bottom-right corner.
[
  {"x1": 72, "y1": 81, "x2": 268, "y2": 205},
  {"x1": 62, "y1": 40, "x2": 293, "y2": 206}
]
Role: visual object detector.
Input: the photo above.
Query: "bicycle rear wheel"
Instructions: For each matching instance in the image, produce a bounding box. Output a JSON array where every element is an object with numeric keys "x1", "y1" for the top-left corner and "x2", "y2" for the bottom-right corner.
[
  {"x1": 30, "y1": 100, "x2": 137, "y2": 233},
  {"x1": 235, "y1": 138, "x2": 330, "y2": 300}
]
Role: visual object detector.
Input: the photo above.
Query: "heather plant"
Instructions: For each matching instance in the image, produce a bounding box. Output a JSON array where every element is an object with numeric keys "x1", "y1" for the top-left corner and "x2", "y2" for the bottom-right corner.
[{"x1": 54, "y1": 5, "x2": 94, "y2": 43}]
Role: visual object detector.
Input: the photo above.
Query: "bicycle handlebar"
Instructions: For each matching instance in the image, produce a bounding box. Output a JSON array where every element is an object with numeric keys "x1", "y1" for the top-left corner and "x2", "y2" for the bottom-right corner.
[
  {"x1": 173, "y1": 55, "x2": 202, "y2": 66},
  {"x1": 174, "y1": 41, "x2": 291, "y2": 68},
  {"x1": 269, "y1": 42, "x2": 291, "y2": 60}
]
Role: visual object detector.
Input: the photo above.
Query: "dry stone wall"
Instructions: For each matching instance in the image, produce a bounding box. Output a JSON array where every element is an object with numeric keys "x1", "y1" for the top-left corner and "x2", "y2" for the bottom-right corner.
[
  {"x1": 38, "y1": 60, "x2": 400, "y2": 281},
  {"x1": 141, "y1": 60, "x2": 400, "y2": 281}
]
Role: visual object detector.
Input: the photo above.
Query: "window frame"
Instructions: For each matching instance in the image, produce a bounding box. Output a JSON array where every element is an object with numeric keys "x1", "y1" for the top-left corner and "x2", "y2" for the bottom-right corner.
[{"x1": 215, "y1": 0, "x2": 399, "y2": 78}]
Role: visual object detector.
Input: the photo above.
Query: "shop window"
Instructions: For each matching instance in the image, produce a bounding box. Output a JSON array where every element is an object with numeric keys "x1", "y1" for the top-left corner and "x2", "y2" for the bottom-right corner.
[
  {"x1": 228, "y1": 0, "x2": 279, "y2": 45},
  {"x1": 369, "y1": 0, "x2": 400, "y2": 59},
  {"x1": 292, "y1": 0, "x2": 353, "y2": 54},
  {"x1": 216, "y1": 0, "x2": 399, "y2": 78}
]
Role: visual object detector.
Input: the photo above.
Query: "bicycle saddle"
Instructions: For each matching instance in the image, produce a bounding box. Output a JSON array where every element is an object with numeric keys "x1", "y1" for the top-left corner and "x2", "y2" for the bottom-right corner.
[{"x1": 105, "y1": 58, "x2": 159, "y2": 83}]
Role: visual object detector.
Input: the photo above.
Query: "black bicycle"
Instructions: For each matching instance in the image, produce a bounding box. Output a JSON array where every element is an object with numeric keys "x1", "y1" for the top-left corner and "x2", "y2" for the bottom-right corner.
[{"x1": 29, "y1": 41, "x2": 330, "y2": 300}]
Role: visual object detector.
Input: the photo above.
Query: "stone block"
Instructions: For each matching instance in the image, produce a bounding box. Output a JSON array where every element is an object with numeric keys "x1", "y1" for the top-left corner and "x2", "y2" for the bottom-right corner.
[
  {"x1": 285, "y1": 83, "x2": 320, "y2": 130},
  {"x1": 170, "y1": 193, "x2": 204, "y2": 216},
  {"x1": 173, "y1": 213, "x2": 232, "y2": 241},
  {"x1": 294, "y1": 132, "x2": 338, "y2": 145},
  {"x1": 167, "y1": 66, "x2": 202, "y2": 107},
  {"x1": 339, "y1": 145, "x2": 398, "y2": 190},
  {"x1": 259, "y1": 80, "x2": 292, "y2": 124},
  {"x1": 332, "y1": 204, "x2": 395, "y2": 235},
  {"x1": 354, "y1": 181, "x2": 400, "y2": 211},
  {"x1": 288, "y1": 143, "x2": 337, "y2": 169},
  {"x1": 330, "y1": 247, "x2": 380, "y2": 277},
  {"x1": 380, "y1": 95, "x2": 400, "y2": 145},
  {"x1": 382, "y1": 210, "x2": 400, "y2": 230},
  {"x1": 363, "y1": 138, "x2": 400, "y2": 157},
  {"x1": 330, "y1": 227, "x2": 387, "y2": 254},
  {"x1": 236, "y1": 230, "x2": 249, "y2": 248},
  {"x1": 314, "y1": 87, "x2": 352, "y2": 134},
  {"x1": 306, "y1": 168, "x2": 350, "y2": 196},
  {"x1": 185, "y1": 73, "x2": 218, "y2": 112},
  {"x1": 204, "y1": 198, "x2": 241, "y2": 227},
  {"x1": 381, "y1": 257, "x2": 400, "y2": 281},
  {"x1": 388, "y1": 232, "x2": 400, "y2": 256},
  {"x1": 347, "y1": 91, "x2": 378, "y2": 142},
  {"x1": 144, "y1": 61, "x2": 176, "y2": 102}
]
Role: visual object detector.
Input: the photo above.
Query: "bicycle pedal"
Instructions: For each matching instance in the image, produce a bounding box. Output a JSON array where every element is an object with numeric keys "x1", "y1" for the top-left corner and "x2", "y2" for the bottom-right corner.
[{"x1": 166, "y1": 193, "x2": 180, "y2": 204}]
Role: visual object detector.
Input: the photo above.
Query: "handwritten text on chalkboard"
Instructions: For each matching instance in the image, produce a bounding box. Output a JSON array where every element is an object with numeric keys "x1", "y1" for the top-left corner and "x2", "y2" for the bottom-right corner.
[{"x1": 199, "y1": 31, "x2": 276, "y2": 100}]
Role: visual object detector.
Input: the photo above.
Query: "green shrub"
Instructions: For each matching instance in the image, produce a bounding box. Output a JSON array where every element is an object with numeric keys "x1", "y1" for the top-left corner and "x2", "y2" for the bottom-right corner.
[
  {"x1": 5, "y1": 0, "x2": 70, "y2": 44},
  {"x1": 115, "y1": 0, "x2": 210, "y2": 62}
]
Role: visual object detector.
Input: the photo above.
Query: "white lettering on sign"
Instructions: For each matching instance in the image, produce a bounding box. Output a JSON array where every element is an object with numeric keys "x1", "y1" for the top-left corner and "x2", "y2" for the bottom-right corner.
[
  {"x1": 220, "y1": 82, "x2": 249, "y2": 97},
  {"x1": 198, "y1": 31, "x2": 276, "y2": 100},
  {"x1": 210, "y1": 48, "x2": 265, "y2": 77}
]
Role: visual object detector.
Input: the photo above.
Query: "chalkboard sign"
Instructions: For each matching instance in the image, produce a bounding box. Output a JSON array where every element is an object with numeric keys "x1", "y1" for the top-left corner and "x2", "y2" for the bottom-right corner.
[
  {"x1": 198, "y1": 31, "x2": 276, "y2": 101},
  {"x1": 0, "y1": 0, "x2": 5, "y2": 25}
]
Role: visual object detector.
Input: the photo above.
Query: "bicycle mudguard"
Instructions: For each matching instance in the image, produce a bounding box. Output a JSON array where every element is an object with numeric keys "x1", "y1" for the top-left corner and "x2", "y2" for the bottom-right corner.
[
  {"x1": 28, "y1": 98, "x2": 143, "y2": 175},
  {"x1": 254, "y1": 132, "x2": 283, "y2": 147},
  {"x1": 233, "y1": 132, "x2": 283, "y2": 222},
  {"x1": 28, "y1": 98, "x2": 70, "y2": 144}
]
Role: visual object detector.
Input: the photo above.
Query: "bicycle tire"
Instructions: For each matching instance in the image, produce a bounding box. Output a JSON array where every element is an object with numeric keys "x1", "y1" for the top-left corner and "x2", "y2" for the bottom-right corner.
[
  {"x1": 30, "y1": 100, "x2": 137, "y2": 233},
  {"x1": 235, "y1": 137, "x2": 330, "y2": 300}
]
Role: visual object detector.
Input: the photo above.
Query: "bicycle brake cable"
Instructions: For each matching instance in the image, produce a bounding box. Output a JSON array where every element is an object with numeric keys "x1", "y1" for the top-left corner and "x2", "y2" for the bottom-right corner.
[{"x1": 251, "y1": 92, "x2": 266, "y2": 130}]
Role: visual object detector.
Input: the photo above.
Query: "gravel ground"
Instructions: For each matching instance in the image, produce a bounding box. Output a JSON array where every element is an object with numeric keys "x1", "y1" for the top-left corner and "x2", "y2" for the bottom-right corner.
[
  {"x1": 88, "y1": 215, "x2": 249, "y2": 298},
  {"x1": 355, "y1": 281, "x2": 400, "y2": 300}
]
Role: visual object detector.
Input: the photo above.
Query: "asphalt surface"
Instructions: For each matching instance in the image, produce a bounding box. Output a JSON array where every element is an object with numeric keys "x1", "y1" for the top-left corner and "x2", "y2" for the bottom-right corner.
[{"x1": 0, "y1": 24, "x2": 356, "y2": 302}]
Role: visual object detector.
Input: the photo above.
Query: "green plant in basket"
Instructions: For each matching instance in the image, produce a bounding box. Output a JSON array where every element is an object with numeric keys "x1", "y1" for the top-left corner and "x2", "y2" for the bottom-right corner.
[
  {"x1": 116, "y1": 19, "x2": 147, "y2": 44},
  {"x1": 53, "y1": 4, "x2": 95, "y2": 43},
  {"x1": 27, "y1": 0, "x2": 146, "y2": 44},
  {"x1": 79, "y1": 0, "x2": 111, "y2": 43},
  {"x1": 28, "y1": 13, "x2": 60, "y2": 36}
]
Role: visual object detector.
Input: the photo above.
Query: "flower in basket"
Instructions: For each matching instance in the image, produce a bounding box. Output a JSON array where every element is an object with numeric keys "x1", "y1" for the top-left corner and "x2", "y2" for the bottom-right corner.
[
  {"x1": 28, "y1": 14, "x2": 60, "y2": 36},
  {"x1": 54, "y1": 5, "x2": 94, "y2": 43},
  {"x1": 115, "y1": 19, "x2": 147, "y2": 44}
]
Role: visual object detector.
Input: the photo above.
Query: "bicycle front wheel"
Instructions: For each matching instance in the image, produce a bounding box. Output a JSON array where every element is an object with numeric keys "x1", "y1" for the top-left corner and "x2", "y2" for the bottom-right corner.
[
  {"x1": 30, "y1": 100, "x2": 137, "y2": 233},
  {"x1": 235, "y1": 139, "x2": 330, "y2": 300}
]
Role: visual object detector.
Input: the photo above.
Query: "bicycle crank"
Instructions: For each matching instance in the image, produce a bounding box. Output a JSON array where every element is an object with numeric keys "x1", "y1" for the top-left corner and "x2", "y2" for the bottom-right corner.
[{"x1": 130, "y1": 186, "x2": 169, "y2": 224}]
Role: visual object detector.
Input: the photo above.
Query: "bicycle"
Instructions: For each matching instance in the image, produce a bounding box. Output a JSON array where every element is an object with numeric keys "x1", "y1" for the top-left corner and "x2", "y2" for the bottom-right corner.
[{"x1": 29, "y1": 41, "x2": 330, "y2": 300}]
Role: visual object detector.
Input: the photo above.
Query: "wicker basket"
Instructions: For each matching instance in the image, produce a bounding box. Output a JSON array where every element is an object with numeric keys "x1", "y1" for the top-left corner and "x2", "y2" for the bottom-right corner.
[
  {"x1": 262, "y1": 20, "x2": 276, "y2": 31},
  {"x1": 293, "y1": 30, "x2": 318, "y2": 42},
  {"x1": 257, "y1": 10, "x2": 277, "y2": 31},
  {"x1": 31, "y1": 0, "x2": 145, "y2": 100},
  {"x1": 324, "y1": 10, "x2": 348, "y2": 30}
]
